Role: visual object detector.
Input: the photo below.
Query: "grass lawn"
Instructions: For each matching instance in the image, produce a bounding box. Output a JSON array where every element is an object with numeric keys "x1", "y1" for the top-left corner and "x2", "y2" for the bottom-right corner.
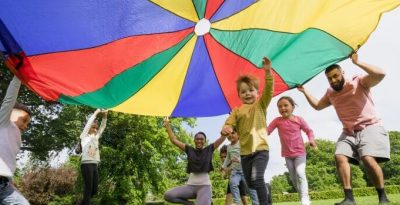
[{"x1": 274, "y1": 194, "x2": 400, "y2": 205}]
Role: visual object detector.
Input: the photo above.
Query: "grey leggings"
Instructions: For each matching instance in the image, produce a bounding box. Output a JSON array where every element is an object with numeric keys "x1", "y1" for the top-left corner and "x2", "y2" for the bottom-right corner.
[{"x1": 164, "y1": 184, "x2": 212, "y2": 205}]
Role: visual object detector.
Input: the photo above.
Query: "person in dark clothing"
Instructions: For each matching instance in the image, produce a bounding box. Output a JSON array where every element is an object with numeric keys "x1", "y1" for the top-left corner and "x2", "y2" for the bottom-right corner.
[{"x1": 163, "y1": 117, "x2": 226, "y2": 205}]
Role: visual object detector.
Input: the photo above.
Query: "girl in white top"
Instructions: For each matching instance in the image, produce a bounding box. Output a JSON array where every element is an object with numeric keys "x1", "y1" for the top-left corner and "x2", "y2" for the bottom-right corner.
[{"x1": 79, "y1": 109, "x2": 107, "y2": 205}]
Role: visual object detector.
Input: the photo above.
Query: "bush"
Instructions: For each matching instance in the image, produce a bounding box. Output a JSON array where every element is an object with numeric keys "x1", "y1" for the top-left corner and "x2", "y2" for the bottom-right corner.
[
  {"x1": 47, "y1": 195, "x2": 74, "y2": 205},
  {"x1": 18, "y1": 166, "x2": 78, "y2": 205}
]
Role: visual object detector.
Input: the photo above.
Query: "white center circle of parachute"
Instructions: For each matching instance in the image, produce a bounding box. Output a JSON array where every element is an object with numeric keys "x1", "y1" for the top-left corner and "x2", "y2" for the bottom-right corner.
[{"x1": 194, "y1": 18, "x2": 211, "y2": 36}]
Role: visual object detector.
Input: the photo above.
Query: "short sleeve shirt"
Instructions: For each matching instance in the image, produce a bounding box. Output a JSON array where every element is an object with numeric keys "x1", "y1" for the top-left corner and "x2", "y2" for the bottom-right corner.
[
  {"x1": 324, "y1": 75, "x2": 381, "y2": 135},
  {"x1": 185, "y1": 144, "x2": 214, "y2": 174}
]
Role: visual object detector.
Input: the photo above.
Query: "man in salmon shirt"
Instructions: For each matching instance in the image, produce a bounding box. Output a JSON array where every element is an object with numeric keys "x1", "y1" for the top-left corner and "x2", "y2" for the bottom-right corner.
[{"x1": 297, "y1": 53, "x2": 390, "y2": 205}]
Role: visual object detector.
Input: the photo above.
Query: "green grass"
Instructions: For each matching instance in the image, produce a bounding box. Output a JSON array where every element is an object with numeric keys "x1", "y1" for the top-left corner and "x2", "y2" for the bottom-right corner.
[
  {"x1": 274, "y1": 194, "x2": 400, "y2": 205},
  {"x1": 153, "y1": 194, "x2": 400, "y2": 205}
]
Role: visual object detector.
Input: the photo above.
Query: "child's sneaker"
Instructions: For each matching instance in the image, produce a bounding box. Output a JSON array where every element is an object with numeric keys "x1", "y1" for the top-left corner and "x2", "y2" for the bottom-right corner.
[
  {"x1": 301, "y1": 196, "x2": 311, "y2": 205},
  {"x1": 301, "y1": 200, "x2": 311, "y2": 205}
]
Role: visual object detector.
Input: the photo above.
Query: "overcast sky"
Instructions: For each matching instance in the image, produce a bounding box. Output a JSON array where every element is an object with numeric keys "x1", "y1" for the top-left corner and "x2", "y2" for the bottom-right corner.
[{"x1": 185, "y1": 8, "x2": 400, "y2": 182}]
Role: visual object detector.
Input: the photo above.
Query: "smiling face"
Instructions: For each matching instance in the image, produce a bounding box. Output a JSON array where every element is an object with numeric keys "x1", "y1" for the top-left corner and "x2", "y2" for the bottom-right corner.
[
  {"x1": 236, "y1": 75, "x2": 259, "y2": 105},
  {"x1": 277, "y1": 97, "x2": 295, "y2": 119},
  {"x1": 11, "y1": 109, "x2": 31, "y2": 132},
  {"x1": 238, "y1": 82, "x2": 259, "y2": 104},
  {"x1": 194, "y1": 132, "x2": 206, "y2": 149}
]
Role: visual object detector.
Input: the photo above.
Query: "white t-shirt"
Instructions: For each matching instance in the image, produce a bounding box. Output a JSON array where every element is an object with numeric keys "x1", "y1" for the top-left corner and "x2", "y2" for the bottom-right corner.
[
  {"x1": 187, "y1": 173, "x2": 211, "y2": 185},
  {"x1": 79, "y1": 110, "x2": 107, "y2": 163}
]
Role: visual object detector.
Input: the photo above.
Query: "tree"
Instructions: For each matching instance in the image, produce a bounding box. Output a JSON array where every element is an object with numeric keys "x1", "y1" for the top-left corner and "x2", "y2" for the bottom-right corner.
[
  {"x1": 270, "y1": 173, "x2": 292, "y2": 194},
  {"x1": 210, "y1": 148, "x2": 229, "y2": 199},
  {"x1": 380, "y1": 131, "x2": 400, "y2": 185},
  {"x1": 91, "y1": 115, "x2": 195, "y2": 204},
  {"x1": 18, "y1": 166, "x2": 77, "y2": 205}
]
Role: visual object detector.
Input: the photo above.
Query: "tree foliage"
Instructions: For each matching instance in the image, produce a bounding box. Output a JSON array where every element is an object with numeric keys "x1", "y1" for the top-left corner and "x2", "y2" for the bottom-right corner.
[
  {"x1": 270, "y1": 173, "x2": 292, "y2": 194},
  {"x1": 93, "y1": 115, "x2": 195, "y2": 204},
  {"x1": 210, "y1": 148, "x2": 229, "y2": 199},
  {"x1": 381, "y1": 131, "x2": 400, "y2": 185}
]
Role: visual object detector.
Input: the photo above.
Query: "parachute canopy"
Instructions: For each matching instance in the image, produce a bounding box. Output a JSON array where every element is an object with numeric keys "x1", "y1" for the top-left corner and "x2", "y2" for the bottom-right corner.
[{"x1": 0, "y1": 0, "x2": 399, "y2": 117}]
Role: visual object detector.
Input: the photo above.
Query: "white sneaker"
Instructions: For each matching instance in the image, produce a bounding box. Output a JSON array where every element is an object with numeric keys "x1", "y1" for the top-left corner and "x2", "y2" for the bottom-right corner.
[{"x1": 301, "y1": 198, "x2": 311, "y2": 205}]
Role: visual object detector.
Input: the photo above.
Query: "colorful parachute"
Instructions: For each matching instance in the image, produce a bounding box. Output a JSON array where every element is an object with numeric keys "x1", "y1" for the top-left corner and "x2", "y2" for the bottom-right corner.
[{"x1": 1, "y1": 1, "x2": 399, "y2": 117}]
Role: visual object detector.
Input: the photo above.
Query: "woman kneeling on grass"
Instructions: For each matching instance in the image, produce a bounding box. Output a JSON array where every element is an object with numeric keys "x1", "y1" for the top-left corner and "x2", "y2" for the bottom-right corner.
[{"x1": 163, "y1": 117, "x2": 226, "y2": 205}]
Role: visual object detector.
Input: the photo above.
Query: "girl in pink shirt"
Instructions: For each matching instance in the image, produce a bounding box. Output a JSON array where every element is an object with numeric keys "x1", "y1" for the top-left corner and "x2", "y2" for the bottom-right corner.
[{"x1": 267, "y1": 96, "x2": 317, "y2": 205}]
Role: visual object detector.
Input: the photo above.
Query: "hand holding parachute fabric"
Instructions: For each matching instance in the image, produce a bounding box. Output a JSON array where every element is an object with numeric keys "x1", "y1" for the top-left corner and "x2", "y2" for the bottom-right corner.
[{"x1": 0, "y1": 0, "x2": 399, "y2": 117}]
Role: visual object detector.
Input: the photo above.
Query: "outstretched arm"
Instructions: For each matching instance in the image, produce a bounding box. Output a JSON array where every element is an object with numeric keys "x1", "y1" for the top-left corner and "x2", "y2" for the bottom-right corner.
[
  {"x1": 213, "y1": 134, "x2": 227, "y2": 150},
  {"x1": 97, "y1": 110, "x2": 108, "y2": 139},
  {"x1": 297, "y1": 85, "x2": 330, "y2": 111},
  {"x1": 221, "y1": 157, "x2": 232, "y2": 178},
  {"x1": 259, "y1": 57, "x2": 274, "y2": 110},
  {"x1": 299, "y1": 117, "x2": 317, "y2": 148},
  {"x1": 79, "y1": 109, "x2": 101, "y2": 139},
  {"x1": 0, "y1": 76, "x2": 21, "y2": 127},
  {"x1": 351, "y1": 53, "x2": 385, "y2": 88},
  {"x1": 163, "y1": 117, "x2": 185, "y2": 151},
  {"x1": 222, "y1": 153, "x2": 231, "y2": 169},
  {"x1": 221, "y1": 110, "x2": 237, "y2": 136},
  {"x1": 267, "y1": 118, "x2": 277, "y2": 135}
]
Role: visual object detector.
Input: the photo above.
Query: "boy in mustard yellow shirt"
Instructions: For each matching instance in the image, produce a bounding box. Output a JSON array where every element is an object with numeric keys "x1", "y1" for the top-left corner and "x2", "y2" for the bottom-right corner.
[{"x1": 221, "y1": 57, "x2": 273, "y2": 205}]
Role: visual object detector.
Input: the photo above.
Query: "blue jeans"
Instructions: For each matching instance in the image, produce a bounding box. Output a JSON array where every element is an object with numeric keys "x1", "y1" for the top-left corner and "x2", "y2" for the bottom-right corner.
[
  {"x1": 0, "y1": 180, "x2": 29, "y2": 205},
  {"x1": 230, "y1": 170, "x2": 259, "y2": 205},
  {"x1": 241, "y1": 151, "x2": 270, "y2": 205}
]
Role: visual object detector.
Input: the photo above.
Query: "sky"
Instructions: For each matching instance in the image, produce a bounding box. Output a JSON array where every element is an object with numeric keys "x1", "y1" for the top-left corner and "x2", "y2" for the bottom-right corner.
[{"x1": 185, "y1": 8, "x2": 400, "y2": 182}]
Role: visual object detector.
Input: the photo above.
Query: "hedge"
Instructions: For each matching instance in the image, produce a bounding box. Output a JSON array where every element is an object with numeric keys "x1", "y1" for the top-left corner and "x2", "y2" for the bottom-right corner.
[{"x1": 272, "y1": 185, "x2": 400, "y2": 203}]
